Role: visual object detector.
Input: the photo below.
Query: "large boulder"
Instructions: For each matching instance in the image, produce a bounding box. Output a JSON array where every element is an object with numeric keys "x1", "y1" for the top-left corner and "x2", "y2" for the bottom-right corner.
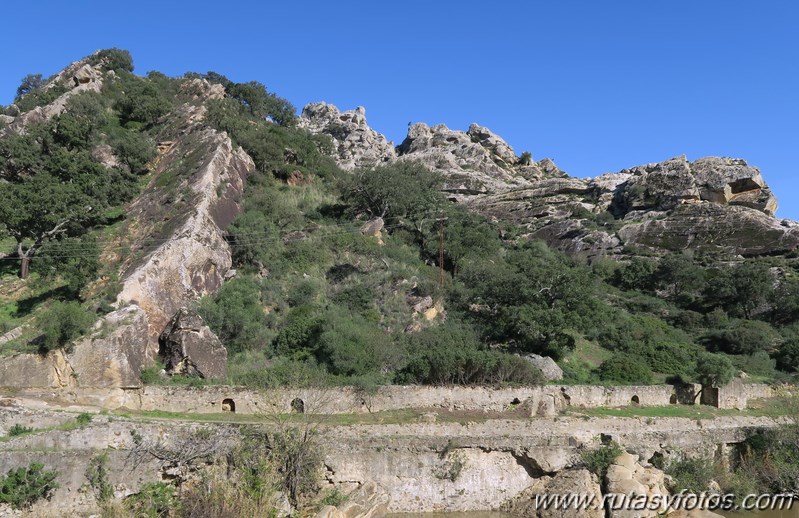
[
  {"x1": 605, "y1": 452, "x2": 671, "y2": 518},
  {"x1": 67, "y1": 305, "x2": 151, "y2": 388},
  {"x1": 159, "y1": 308, "x2": 227, "y2": 379},
  {"x1": 504, "y1": 468, "x2": 603, "y2": 518},
  {"x1": 524, "y1": 354, "x2": 564, "y2": 381}
]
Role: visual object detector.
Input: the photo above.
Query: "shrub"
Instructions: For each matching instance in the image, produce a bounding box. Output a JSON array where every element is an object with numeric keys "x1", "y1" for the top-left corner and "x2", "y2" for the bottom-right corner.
[
  {"x1": 111, "y1": 130, "x2": 157, "y2": 174},
  {"x1": 597, "y1": 354, "x2": 653, "y2": 384},
  {"x1": 197, "y1": 278, "x2": 269, "y2": 354},
  {"x1": 91, "y1": 48, "x2": 134, "y2": 72},
  {"x1": 397, "y1": 322, "x2": 544, "y2": 386},
  {"x1": 580, "y1": 441, "x2": 623, "y2": 479},
  {"x1": 703, "y1": 319, "x2": 781, "y2": 355},
  {"x1": 737, "y1": 425, "x2": 799, "y2": 494},
  {"x1": 85, "y1": 452, "x2": 112, "y2": 503},
  {"x1": 666, "y1": 455, "x2": 716, "y2": 493},
  {"x1": 124, "y1": 482, "x2": 178, "y2": 518},
  {"x1": 0, "y1": 463, "x2": 59, "y2": 509},
  {"x1": 8, "y1": 424, "x2": 34, "y2": 437},
  {"x1": 37, "y1": 301, "x2": 95, "y2": 353}
]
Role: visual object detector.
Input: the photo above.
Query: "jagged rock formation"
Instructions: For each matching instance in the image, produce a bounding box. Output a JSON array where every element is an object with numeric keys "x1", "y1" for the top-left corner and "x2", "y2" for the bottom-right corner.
[
  {"x1": 298, "y1": 102, "x2": 396, "y2": 170},
  {"x1": 4, "y1": 59, "x2": 104, "y2": 131},
  {"x1": 159, "y1": 308, "x2": 228, "y2": 379},
  {"x1": 301, "y1": 102, "x2": 799, "y2": 258}
]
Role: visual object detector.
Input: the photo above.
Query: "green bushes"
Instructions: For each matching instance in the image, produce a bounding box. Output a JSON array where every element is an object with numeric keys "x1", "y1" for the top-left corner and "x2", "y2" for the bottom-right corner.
[
  {"x1": 665, "y1": 455, "x2": 716, "y2": 493},
  {"x1": 197, "y1": 278, "x2": 270, "y2": 354},
  {"x1": 397, "y1": 322, "x2": 544, "y2": 386},
  {"x1": 597, "y1": 354, "x2": 654, "y2": 384},
  {"x1": 7, "y1": 424, "x2": 34, "y2": 437},
  {"x1": 580, "y1": 441, "x2": 623, "y2": 479},
  {"x1": 737, "y1": 425, "x2": 799, "y2": 494},
  {"x1": 0, "y1": 463, "x2": 59, "y2": 509},
  {"x1": 37, "y1": 301, "x2": 95, "y2": 352},
  {"x1": 124, "y1": 482, "x2": 178, "y2": 518},
  {"x1": 85, "y1": 452, "x2": 113, "y2": 503}
]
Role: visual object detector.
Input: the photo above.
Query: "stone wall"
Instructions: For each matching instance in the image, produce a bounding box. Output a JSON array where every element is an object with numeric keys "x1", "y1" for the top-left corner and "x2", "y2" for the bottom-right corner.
[{"x1": 5, "y1": 382, "x2": 773, "y2": 417}]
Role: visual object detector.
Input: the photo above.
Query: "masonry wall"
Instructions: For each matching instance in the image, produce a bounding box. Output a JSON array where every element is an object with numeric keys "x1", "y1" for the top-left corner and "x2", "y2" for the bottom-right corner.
[{"x1": 5, "y1": 382, "x2": 773, "y2": 416}]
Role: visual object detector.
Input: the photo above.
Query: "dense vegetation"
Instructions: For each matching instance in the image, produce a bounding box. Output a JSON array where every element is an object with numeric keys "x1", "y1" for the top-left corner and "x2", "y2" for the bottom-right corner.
[{"x1": 1, "y1": 49, "x2": 798, "y2": 390}]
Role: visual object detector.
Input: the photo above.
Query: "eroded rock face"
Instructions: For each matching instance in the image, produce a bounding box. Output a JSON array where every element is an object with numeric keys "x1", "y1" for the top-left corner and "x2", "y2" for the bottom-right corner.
[
  {"x1": 617, "y1": 203, "x2": 799, "y2": 256},
  {"x1": 504, "y1": 468, "x2": 603, "y2": 518},
  {"x1": 301, "y1": 104, "x2": 794, "y2": 258},
  {"x1": 299, "y1": 102, "x2": 566, "y2": 203},
  {"x1": 117, "y1": 128, "x2": 254, "y2": 357},
  {"x1": 159, "y1": 308, "x2": 227, "y2": 379},
  {"x1": 298, "y1": 102, "x2": 396, "y2": 170},
  {"x1": 68, "y1": 305, "x2": 150, "y2": 388},
  {"x1": 605, "y1": 452, "x2": 670, "y2": 518},
  {"x1": 396, "y1": 122, "x2": 534, "y2": 199},
  {"x1": 615, "y1": 156, "x2": 777, "y2": 215},
  {"x1": 8, "y1": 60, "x2": 104, "y2": 131}
]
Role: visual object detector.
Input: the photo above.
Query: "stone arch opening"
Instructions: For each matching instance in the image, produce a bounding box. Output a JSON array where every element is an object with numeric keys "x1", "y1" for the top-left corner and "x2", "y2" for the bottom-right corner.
[
  {"x1": 291, "y1": 398, "x2": 305, "y2": 414},
  {"x1": 222, "y1": 398, "x2": 236, "y2": 413},
  {"x1": 631, "y1": 395, "x2": 640, "y2": 406},
  {"x1": 670, "y1": 394, "x2": 678, "y2": 404}
]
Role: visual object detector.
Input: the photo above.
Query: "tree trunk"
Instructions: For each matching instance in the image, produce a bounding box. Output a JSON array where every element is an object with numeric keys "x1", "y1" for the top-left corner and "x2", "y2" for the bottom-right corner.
[{"x1": 17, "y1": 241, "x2": 30, "y2": 279}]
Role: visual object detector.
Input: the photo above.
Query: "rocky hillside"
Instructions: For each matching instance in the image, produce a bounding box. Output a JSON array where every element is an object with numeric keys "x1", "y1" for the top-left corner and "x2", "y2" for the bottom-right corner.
[
  {"x1": 2, "y1": 50, "x2": 799, "y2": 396},
  {"x1": 300, "y1": 103, "x2": 799, "y2": 258}
]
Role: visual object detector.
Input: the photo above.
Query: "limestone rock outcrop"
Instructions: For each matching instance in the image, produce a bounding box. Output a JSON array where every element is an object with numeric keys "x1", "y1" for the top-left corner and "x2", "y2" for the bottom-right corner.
[
  {"x1": 298, "y1": 102, "x2": 396, "y2": 170},
  {"x1": 301, "y1": 103, "x2": 796, "y2": 258},
  {"x1": 116, "y1": 127, "x2": 254, "y2": 358},
  {"x1": 615, "y1": 156, "x2": 777, "y2": 215},
  {"x1": 504, "y1": 468, "x2": 604, "y2": 518},
  {"x1": 472, "y1": 155, "x2": 794, "y2": 257},
  {"x1": 8, "y1": 59, "x2": 104, "y2": 131},
  {"x1": 67, "y1": 305, "x2": 151, "y2": 388},
  {"x1": 604, "y1": 451, "x2": 670, "y2": 518},
  {"x1": 159, "y1": 308, "x2": 228, "y2": 379},
  {"x1": 0, "y1": 306, "x2": 149, "y2": 389},
  {"x1": 396, "y1": 122, "x2": 548, "y2": 199},
  {"x1": 314, "y1": 482, "x2": 390, "y2": 518}
]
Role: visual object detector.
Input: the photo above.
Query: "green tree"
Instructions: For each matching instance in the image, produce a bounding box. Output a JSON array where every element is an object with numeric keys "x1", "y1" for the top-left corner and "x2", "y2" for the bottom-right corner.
[
  {"x1": 343, "y1": 162, "x2": 443, "y2": 224},
  {"x1": 705, "y1": 262, "x2": 773, "y2": 319},
  {"x1": 695, "y1": 352, "x2": 735, "y2": 387},
  {"x1": 0, "y1": 173, "x2": 94, "y2": 278},
  {"x1": 654, "y1": 253, "x2": 705, "y2": 304},
  {"x1": 91, "y1": 48, "x2": 134, "y2": 72},
  {"x1": 116, "y1": 80, "x2": 171, "y2": 126},
  {"x1": 196, "y1": 278, "x2": 269, "y2": 354},
  {"x1": 15, "y1": 74, "x2": 46, "y2": 100},
  {"x1": 228, "y1": 81, "x2": 296, "y2": 125}
]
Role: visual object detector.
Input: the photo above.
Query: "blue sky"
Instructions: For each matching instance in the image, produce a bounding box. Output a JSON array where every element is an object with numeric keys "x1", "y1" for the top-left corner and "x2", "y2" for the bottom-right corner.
[{"x1": 2, "y1": 1, "x2": 798, "y2": 218}]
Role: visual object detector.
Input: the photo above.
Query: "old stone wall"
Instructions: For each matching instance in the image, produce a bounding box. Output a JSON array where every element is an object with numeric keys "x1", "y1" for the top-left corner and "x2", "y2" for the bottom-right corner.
[{"x1": 4, "y1": 382, "x2": 773, "y2": 417}]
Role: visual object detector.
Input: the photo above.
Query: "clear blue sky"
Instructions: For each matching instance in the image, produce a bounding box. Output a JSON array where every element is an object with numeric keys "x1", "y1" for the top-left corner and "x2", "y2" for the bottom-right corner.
[{"x1": 2, "y1": 1, "x2": 798, "y2": 218}]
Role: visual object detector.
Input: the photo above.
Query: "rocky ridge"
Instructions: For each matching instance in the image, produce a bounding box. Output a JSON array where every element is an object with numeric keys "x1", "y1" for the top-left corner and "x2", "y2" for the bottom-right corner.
[
  {"x1": 300, "y1": 103, "x2": 799, "y2": 258},
  {"x1": 0, "y1": 68, "x2": 250, "y2": 389}
]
